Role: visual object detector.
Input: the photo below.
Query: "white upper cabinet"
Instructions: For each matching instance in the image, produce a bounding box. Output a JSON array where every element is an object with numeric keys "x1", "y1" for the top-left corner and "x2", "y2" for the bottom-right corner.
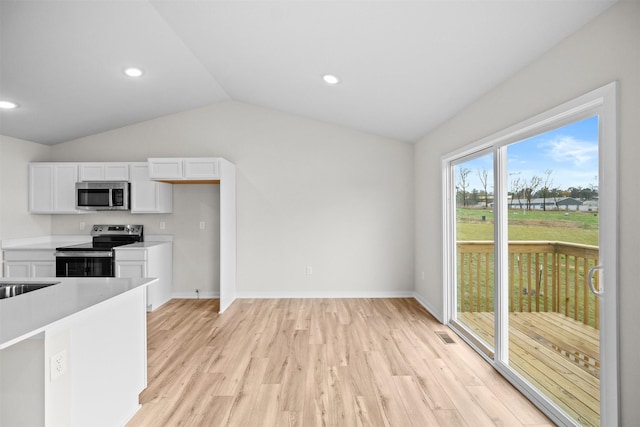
[
  {"x1": 129, "y1": 163, "x2": 173, "y2": 213},
  {"x1": 184, "y1": 158, "x2": 219, "y2": 180},
  {"x1": 79, "y1": 163, "x2": 130, "y2": 181},
  {"x1": 29, "y1": 163, "x2": 81, "y2": 214},
  {"x1": 148, "y1": 158, "x2": 219, "y2": 181}
]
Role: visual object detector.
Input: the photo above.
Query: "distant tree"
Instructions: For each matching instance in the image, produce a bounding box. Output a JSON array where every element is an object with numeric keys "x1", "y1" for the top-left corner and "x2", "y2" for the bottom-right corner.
[
  {"x1": 582, "y1": 187, "x2": 598, "y2": 200},
  {"x1": 458, "y1": 167, "x2": 471, "y2": 207},
  {"x1": 511, "y1": 177, "x2": 524, "y2": 209},
  {"x1": 524, "y1": 176, "x2": 542, "y2": 210},
  {"x1": 539, "y1": 169, "x2": 554, "y2": 211},
  {"x1": 470, "y1": 189, "x2": 479, "y2": 206},
  {"x1": 567, "y1": 185, "x2": 599, "y2": 201},
  {"x1": 568, "y1": 186, "x2": 582, "y2": 199},
  {"x1": 550, "y1": 187, "x2": 564, "y2": 209},
  {"x1": 477, "y1": 168, "x2": 490, "y2": 208}
]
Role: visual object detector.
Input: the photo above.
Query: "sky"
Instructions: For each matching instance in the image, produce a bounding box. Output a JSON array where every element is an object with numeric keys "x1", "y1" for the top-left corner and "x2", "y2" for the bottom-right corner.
[{"x1": 457, "y1": 115, "x2": 599, "y2": 193}]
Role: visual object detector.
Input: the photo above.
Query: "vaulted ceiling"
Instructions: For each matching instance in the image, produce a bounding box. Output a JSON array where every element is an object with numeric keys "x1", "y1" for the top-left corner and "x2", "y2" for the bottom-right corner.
[{"x1": 0, "y1": 1, "x2": 616, "y2": 145}]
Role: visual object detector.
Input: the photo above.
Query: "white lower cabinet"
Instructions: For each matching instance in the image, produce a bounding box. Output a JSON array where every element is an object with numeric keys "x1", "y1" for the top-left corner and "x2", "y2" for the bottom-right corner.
[
  {"x1": 32, "y1": 262, "x2": 55, "y2": 277},
  {"x1": 4, "y1": 261, "x2": 55, "y2": 278},
  {"x1": 4, "y1": 262, "x2": 30, "y2": 278},
  {"x1": 3, "y1": 250, "x2": 56, "y2": 278},
  {"x1": 115, "y1": 242, "x2": 172, "y2": 311},
  {"x1": 116, "y1": 261, "x2": 146, "y2": 279}
]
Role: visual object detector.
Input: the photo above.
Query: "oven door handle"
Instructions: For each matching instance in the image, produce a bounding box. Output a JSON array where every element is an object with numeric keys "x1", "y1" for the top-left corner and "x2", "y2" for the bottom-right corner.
[{"x1": 55, "y1": 251, "x2": 113, "y2": 258}]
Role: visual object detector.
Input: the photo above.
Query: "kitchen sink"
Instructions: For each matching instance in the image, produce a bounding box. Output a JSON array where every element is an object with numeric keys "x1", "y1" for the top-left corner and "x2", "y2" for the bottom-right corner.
[{"x1": 0, "y1": 282, "x2": 60, "y2": 299}]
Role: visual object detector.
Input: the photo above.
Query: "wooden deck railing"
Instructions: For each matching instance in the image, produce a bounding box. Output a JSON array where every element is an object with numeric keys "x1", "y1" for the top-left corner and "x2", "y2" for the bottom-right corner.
[{"x1": 457, "y1": 241, "x2": 600, "y2": 329}]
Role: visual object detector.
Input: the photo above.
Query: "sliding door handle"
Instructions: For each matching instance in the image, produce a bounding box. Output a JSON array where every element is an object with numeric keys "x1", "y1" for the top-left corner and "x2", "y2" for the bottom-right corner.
[{"x1": 588, "y1": 265, "x2": 604, "y2": 297}]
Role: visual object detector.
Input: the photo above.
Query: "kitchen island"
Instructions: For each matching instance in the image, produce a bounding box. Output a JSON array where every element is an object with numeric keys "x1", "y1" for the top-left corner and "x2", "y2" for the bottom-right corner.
[{"x1": 0, "y1": 277, "x2": 156, "y2": 426}]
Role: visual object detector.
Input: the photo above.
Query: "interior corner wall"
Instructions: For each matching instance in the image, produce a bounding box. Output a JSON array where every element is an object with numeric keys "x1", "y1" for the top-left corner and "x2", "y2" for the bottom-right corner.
[
  {"x1": 0, "y1": 135, "x2": 52, "y2": 240},
  {"x1": 414, "y1": 1, "x2": 639, "y2": 424},
  {"x1": 49, "y1": 101, "x2": 415, "y2": 297}
]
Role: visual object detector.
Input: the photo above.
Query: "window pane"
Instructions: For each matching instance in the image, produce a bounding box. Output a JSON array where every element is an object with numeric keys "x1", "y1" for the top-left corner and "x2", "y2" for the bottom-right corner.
[
  {"x1": 454, "y1": 153, "x2": 495, "y2": 353},
  {"x1": 506, "y1": 116, "x2": 600, "y2": 426}
]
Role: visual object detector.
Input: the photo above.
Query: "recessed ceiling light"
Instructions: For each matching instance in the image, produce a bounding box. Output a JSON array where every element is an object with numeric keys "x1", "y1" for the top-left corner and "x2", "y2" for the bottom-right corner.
[
  {"x1": 0, "y1": 100, "x2": 18, "y2": 109},
  {"x1": 323, "y1": 74, "x2": 340, "y2": 85},
  {"x1": 124, "y1": 67, "x2": 144, "y2": 78}
]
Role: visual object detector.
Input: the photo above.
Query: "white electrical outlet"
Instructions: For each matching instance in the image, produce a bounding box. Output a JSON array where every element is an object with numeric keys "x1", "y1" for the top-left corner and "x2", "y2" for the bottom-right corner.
[
  {"x1": 79, "y1": 222, "x2": 85, "y2": 231},
  {"x1": 159, "y1": 221, "x2": 166, "y2": 230},
  {"x1": 199, "y1": 221, "x2": 206, "y2": 230},
  {"x1": 306, "y1": 266, "x2": 313, "y2": 276},
  {"x1": 50, "y1": 350, "x2": 67, "y2": 381}
]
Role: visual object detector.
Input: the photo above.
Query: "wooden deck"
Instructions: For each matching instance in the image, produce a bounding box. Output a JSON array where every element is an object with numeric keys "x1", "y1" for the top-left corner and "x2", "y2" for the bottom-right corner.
[{"x1": 458, "y1": 311, "x2": 600, "y2": 427}]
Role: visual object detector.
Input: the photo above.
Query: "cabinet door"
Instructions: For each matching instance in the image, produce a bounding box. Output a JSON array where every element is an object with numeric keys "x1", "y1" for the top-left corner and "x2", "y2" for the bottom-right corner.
[
  {"x1": 130, "y1": 163, "x2": 172, "y2": 213},
  {"x1": 29, "y1": 164, "x2": 55, "y2": 212},
  {"x1": 4, "y1": 262, "x2": 31, "y2": 278},
  {"x1": 31, "y1": 262, "x2": 55, "y2": 278},
  {"x1": 104, "y1": 164, "x2": 129, "y2": 181},
  {"x1": 78, "y1": 163, "x2": 104, "y2": 181},
  {"x1": 29, "y1": 163, "x2": 79, "y2": 213},
  {"x1": 148, "y1": 158, "x2": 183, "y2": 180},
  {"x1": 54, "y1": 165, "x2": 79, "y2": 212},
  {"x1": 116, "y1": 262, "x2": 147, "y2": 279},
  {"x1": 184, "y1": 158, "x2": 219, "y2": 180},
  {"x1": 79, "y1": 163, "x2": 130, "y2": 181}
]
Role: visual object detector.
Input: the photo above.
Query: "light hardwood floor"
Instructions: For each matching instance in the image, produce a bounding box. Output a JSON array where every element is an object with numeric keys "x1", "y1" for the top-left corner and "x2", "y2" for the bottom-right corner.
[{"x1": 127, "y1": 298, "x2": 552, "y2": 426}]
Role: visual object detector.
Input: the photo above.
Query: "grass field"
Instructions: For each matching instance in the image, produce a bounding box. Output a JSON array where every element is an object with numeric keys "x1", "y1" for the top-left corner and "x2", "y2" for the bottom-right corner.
[
  {"x1": 456, "y1": 208, "x2": 599, "y2": 245},
  {"x1": 456, "y1": 207, "x2": 600, "y2": 328}
]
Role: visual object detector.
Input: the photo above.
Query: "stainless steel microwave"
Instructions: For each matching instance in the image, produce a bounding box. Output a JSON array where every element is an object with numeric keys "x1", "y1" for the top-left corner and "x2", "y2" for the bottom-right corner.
[{"x1": 75, "y1": 181, "x2": 130, "y2": 211}]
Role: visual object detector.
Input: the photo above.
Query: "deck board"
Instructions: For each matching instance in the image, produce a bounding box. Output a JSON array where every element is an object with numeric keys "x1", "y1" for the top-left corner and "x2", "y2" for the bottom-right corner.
[{"x1": 458, "y1": 311, "x2": 600, "y2": 427}]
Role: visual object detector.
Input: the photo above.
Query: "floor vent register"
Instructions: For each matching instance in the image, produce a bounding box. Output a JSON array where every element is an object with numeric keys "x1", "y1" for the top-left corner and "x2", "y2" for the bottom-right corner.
[{"x1": 435, "y1": 331, "x2": 456, "y2": 344}]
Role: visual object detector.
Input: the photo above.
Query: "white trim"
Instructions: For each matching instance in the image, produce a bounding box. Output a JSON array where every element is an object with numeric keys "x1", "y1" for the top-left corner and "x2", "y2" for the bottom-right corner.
[
  {"x1": 235, "y1": 291, "x2": 415, "y2": 299},
  {"x1": 169, "y1": 292, "x2": 436, "y2": 306},
  {"x1": 441, "y1": 158, "x2": 454, "y2": 324},
  {"x1": 413, "y1": 291, "x2": 443, "y2": 322},
  {"x1": 595, "y1": 81, "x2": 619, "y2": 427},
  {"x1": 171, "y1": 291, "x2": 219, "y2": 299},
  {"x1": 494, "y1": 147, "x2": 509, "y2": 362}
]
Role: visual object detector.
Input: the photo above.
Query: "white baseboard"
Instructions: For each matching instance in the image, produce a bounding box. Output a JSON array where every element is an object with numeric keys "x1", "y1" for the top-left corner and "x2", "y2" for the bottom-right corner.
[
  {"x1": 413, "y1": 291, "x2": 443, "y2": 323},
  {"x1": 167, "y1": 290, "x2": 442, "y2": 323},
  {"x1": 171, "y1": 291, "x2": 219, "y2": 299},
  {"x1": 235, "y1": 290, "x2": 415, "y2": 299}
]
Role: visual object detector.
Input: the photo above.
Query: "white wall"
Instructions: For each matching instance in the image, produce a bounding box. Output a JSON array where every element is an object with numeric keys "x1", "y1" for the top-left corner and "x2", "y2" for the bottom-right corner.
[
  {"x1": 0, "y1": 135, "x2": 51, "y2": 239},
  {"x1": 414, "y1": 1, "x2": 639, "y2": 424},
  {"x1": 49, "y1": 101, "x2": 415, "y2": 297}
]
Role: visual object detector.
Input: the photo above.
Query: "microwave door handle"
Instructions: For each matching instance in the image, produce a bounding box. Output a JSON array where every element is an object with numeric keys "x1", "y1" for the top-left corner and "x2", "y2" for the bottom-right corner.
[{"x1": 109, "y1": 188, "x2": 114, "y2": 207}]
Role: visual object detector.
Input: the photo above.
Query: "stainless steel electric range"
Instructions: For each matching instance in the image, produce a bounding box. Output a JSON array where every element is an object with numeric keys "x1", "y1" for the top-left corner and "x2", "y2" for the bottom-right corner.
[{"x1": 55, "y1": 224, "x2": 143, "y2": 277}]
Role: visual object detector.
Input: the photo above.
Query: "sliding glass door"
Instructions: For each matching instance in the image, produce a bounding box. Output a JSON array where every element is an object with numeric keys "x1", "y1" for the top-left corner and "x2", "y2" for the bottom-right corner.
[
  {"x1": 505, "y1": 117, "x2": 601, "y2": 426},
  {"x1": 443, "y1": 83, "x2": 618, "y2": 426}
]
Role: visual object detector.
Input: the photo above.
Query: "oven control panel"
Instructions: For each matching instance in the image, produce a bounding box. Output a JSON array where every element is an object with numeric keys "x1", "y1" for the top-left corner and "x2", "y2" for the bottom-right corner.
[{"x1": 91, "y1": 224, "x2": 143, "y2": 236}]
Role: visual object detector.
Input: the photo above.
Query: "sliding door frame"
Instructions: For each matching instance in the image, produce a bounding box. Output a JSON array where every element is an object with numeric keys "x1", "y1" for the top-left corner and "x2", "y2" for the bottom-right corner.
[{"x1": 442, "y1": 82, "x2": 619, "y2": 426}]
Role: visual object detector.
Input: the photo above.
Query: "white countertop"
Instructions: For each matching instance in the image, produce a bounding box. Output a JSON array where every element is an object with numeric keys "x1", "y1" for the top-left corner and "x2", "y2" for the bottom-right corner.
[
  {"x1": 0, "y1": 277, "x2": 157, "y2": 349},
  {"x1": 1, "y1": 236, "x2": 91, "y2": 250},
  {"x1": 1, "y1": 235, "x2": 172, "y2": 251},
  {"x1": 113, "y1": 241, "x2": 171, "y2": 250}
]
